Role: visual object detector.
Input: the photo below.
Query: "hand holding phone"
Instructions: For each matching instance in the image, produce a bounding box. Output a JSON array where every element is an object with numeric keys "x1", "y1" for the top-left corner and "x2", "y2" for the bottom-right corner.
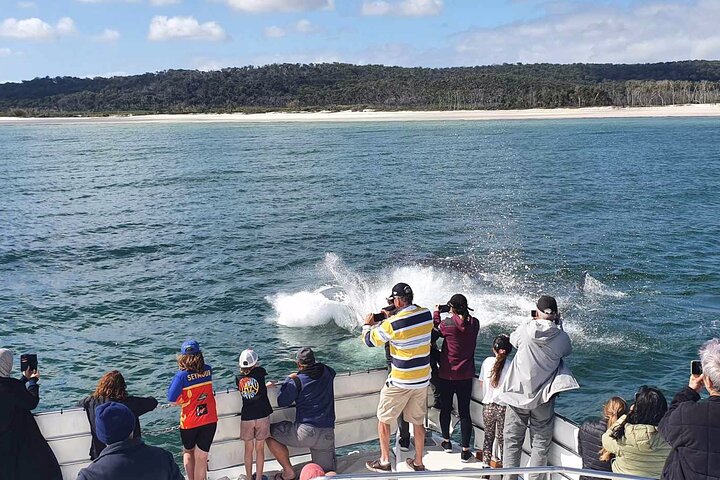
[
  {"x1": 20, "y1": 354, "x2": 38, "y2": 373},
  {"x1": 438, "y1": 304, "x2": 451, "y2": 314},
  {"x1": 691, "y1": 360, "x2": 703, "y2": 376}
]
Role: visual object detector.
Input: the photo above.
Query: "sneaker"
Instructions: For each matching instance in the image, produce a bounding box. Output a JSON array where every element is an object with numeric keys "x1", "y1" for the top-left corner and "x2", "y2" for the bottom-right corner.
[
  {"x1": 405, "y1": 458, "x2": 426, "y2": 471},
  {"x1": 399, "y1": 437, "x2": 410, "y2": 452},
  {"x1": 440, "y1": 440, "x2": 453, "y2": 453},
  {"x1": 366, "y1": 459, "x2": 392, "y2": 473},
  {"x1": 460, "y1": 450, "x2": 473, "y2": 463}
]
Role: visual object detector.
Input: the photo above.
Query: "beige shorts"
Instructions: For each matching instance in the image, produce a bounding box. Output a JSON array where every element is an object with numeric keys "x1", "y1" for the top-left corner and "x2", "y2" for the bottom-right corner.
[
  {"x1": 241, "y1": 417, "x2": 271, "y2": 441},
  {"x1": 377, "y1": 384, "x2": 428, "y2": 426}
]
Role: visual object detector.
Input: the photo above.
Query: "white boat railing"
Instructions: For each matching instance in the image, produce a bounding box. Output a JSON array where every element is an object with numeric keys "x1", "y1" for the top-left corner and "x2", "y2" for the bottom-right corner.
[{"x1": 328, "y1": 466, "x2": 653, "y2": 480}]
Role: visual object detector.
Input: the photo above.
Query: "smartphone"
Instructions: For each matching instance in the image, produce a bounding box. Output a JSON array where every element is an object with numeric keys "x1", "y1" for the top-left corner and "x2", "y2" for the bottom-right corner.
[
  {"x1": 691, "y1": 360, "x2": 703, "y2": 376},
  {"x1": 20, "y1": 354, "x2": 38, "y2": 373},
  {"x1": 530, "y1": 309, "x2": 537, "y2": 318},
  {"x1": 438, "y1": 304, "x2": 451, "y2": 314}
]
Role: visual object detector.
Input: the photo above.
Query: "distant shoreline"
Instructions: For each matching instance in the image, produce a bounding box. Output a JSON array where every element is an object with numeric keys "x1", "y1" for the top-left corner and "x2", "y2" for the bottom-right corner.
[{"x1": 2, "y1": 104, "x2": 720, "y2": 125}]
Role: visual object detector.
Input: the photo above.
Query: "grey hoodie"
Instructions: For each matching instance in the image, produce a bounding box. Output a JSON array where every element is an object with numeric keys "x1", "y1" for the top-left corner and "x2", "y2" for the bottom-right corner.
[{"x1": 497, "y1": 319, "x2": 579, "y2": 409}]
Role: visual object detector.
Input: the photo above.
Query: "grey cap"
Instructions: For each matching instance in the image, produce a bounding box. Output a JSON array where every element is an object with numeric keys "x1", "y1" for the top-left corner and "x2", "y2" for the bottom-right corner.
[{"x1": 296, "y1": 347, "x2": 316, "y2": 366}]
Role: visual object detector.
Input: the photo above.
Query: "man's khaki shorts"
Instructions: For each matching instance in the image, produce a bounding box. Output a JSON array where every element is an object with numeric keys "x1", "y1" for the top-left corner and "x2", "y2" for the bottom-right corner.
[{"x1": 376, "y1": 383, "x2": 428, "y2": 426}]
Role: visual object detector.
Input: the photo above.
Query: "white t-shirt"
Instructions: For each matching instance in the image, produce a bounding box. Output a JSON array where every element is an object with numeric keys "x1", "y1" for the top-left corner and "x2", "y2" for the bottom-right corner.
[{"x1": 479, "y1": 356, "x2": 509, "y2": 405}]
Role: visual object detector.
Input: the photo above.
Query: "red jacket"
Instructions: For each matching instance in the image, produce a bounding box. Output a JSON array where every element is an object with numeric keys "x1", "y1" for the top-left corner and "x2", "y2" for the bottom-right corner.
[{"x1": 433, "y1": 311, "x2": 479, "y2": 381}]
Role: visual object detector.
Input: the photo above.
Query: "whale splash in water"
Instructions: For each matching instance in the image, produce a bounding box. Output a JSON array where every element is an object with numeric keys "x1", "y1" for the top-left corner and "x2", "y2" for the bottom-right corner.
[{"x1": 578, "y1": 271, "x2": 626, "y2": 298}]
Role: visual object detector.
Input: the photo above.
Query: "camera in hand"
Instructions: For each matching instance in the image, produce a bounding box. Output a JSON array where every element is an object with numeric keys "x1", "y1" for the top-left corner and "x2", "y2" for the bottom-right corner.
[
  {"x1": 438, "y1": 304, "x2": 451, "y2": 314},
  {"x1": 691, "y1": 360, "x2": 703, "y2": 376},
  {"x1": 373, "y1": 305, "x2": 397, "y2": 322},
  {"x1": 20, "y1": 354, "x2": 38, "y2": 373}
]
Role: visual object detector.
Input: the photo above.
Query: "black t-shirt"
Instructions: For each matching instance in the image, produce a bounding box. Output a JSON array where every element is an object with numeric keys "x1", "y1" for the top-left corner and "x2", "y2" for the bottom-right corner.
[{"x1": 235, "y1": 366, "x2": 273, "y2": 420}]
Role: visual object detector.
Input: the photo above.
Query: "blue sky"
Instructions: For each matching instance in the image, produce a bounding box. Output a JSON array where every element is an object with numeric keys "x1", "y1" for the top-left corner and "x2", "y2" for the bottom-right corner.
[{"x1": 1, "y1": 0, "x2": 718, "y2": 83}]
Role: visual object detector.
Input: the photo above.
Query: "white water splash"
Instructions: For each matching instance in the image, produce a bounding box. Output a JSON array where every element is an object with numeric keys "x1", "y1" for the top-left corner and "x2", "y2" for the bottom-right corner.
[
  {"x1": 266, "y1": 252, "x2": 533, "y2": 330},
  {"x1": 580, "y1": 272, "x2": 627, "y2": 298}
]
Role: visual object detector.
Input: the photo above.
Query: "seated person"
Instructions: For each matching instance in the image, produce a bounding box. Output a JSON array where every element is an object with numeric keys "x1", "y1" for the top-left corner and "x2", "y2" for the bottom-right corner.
[
  {"x1": 578, "y1": 396, "x2": 627, "y2": 480},
  {"x1": 266, "y1": 348, "x2": 336, "y2": 480},
  {"x1": 601, "y1": 386, "x2": 671, "y2": 479}
]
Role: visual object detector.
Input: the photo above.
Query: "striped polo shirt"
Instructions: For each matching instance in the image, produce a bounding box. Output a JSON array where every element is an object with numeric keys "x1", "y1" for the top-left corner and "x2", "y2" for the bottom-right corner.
[{"x1": 363, "y1": 304, "x2": 433, "y2": 389}]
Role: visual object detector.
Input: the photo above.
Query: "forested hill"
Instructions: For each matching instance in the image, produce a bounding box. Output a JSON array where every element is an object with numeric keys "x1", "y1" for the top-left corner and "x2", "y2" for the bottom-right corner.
[{"x1": 2, "y1": 61, "x2": 720, "y2": 116}]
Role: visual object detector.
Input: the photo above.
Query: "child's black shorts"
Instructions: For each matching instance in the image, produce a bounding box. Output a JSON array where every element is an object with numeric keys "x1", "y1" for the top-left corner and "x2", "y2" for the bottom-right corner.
[{"x1": 180, "y1": 423, "x2": 217, "y2": 452}]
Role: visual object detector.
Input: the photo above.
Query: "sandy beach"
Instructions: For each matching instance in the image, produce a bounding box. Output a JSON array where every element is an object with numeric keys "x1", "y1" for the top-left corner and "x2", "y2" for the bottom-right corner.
[{"x1": 1, "y1": 104, "x2": 720, "y2": 125}]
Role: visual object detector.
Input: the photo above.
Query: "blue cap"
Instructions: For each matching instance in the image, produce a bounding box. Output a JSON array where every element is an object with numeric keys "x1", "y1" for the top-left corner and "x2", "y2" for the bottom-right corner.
[
  {"x1": 181, "y1": 340, "x2": 201, "y2": 355},
  {"x1": 95, "y1": 402, "x2": 135, "y2": 445}
]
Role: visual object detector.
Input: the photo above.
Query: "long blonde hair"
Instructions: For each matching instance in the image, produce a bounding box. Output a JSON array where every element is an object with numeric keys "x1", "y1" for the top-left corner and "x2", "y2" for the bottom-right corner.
[
  {"x1": 599, "y1": 396, "x2": 628, "y2": 462},
  {"x1": 177, "y1": 352, "x2": 205, "y2": 374}
]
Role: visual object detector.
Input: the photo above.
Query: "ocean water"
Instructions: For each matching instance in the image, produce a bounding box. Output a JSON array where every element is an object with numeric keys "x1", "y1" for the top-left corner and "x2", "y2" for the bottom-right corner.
[{"x1": 1, "y1": 118, "x2": 719, "y2": 454}]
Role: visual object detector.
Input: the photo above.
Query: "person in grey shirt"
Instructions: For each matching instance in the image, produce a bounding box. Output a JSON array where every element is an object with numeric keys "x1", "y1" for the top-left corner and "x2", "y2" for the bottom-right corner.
[{"x1": 497, "y1": 296, "x2": 579, "y2": 480}]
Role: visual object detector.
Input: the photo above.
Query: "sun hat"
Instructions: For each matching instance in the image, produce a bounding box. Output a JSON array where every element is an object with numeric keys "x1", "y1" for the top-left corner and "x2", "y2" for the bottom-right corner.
[
  {"x1": 180, "y1": 340, "x2": 201, "y2": 355},
  {"x1": 536, "y1": 295, "x2": 558, "y2": 314},
  {"x1": 239, "y1": 349, "x2": 259, "y2": 368},
  {"x1": 95, "y1": 401, "x2": 135, "y2": 445},
  {"x1": 300, "y1": 463, "x2": 326, "y2": 480}
]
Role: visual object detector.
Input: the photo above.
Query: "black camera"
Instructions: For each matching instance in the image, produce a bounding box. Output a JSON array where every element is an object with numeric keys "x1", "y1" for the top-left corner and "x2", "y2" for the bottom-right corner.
[{"x1": 438, "y1": 304, "x2": 451, "y2": 314}]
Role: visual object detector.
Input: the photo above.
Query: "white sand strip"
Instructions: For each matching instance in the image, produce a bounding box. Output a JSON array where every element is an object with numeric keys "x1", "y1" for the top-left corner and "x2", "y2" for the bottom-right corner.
[{"x1": 1, "y1": 104, "x2": 720, "y2": 125}]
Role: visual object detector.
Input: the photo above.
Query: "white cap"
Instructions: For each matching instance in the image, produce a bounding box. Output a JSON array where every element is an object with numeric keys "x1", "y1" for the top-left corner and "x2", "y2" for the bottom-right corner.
[{"x1": 239, "y1": 349, "x2": 259, "y2": 368}]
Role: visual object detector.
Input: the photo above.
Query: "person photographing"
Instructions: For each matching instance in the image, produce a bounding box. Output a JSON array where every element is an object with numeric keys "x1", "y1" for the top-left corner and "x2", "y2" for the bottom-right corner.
[
  {"x1": 498, "y1": 295, "x2": 579, "y2": 480},
  {"x1": 433, "y1": 293, "x2": 480, "y2": 462},
  {"x1": 362, "y1": 282, "x2": 433, "y2": 472},
  {"x1": 658, "y1": 338, "x2": 720, "y2": 480},
  {"x1": 0, "y1": 349, "x2": 62, "y2": 480}
]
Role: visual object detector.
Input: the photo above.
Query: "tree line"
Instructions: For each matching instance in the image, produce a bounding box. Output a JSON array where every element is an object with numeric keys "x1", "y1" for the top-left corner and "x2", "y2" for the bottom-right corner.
[{"x1": 2, "y1": 61, "x2": 720, "y2": 116}]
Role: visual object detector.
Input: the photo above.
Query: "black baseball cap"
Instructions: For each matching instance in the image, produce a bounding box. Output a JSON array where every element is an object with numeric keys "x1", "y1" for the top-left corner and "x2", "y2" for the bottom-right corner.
[
  {"x1": 391, "y1": 283, "x2": 413, "y2": 298},
  {"x1": 296, "y1": 347, "x2": 316, "y2": 366},
  {"x1": 448, "y1": 293, "x2": 473, "y2": 311},
  {"x1": 536, "y1": 295, "x2": 558, "y2": 314},
  {"x1": 493, "y1": 334, "x2": 513, "y2": 354}
]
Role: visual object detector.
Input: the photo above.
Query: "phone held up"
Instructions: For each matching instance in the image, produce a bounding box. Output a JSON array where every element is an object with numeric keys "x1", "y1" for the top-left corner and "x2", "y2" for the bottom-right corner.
[
  {"x1": 691, "y1": 360, "x2": 703, "y2": 376},
  {"x1": 530, "y1": 309, "x2": 537, "y2": 318},
  {"x1": 20, "y1": 354, "x2": 38, "y2": 373},
  {"x1": 438, "y1": 304, "x2": 451, "y2": 314}
]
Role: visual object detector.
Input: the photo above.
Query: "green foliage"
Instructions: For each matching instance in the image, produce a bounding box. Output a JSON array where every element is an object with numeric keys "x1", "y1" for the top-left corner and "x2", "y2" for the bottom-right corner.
[{"x1": 2, "y1": 61, "x2": 720, "y2": 115}]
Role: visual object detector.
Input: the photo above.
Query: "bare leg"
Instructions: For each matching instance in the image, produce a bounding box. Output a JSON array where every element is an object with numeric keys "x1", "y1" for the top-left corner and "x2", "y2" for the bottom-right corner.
[
  {"x1": 183, "y1": 450, "x2": 195, "y2": 480},
  {"x1": 378, "y1": 421, "x2": 391, "y2": 463},
  {"x1": 256, "y1": 440, "x2": 266, "y2": 480},
  {"x1": 414, "y1": 423, "x2": 426, "y2": 467},
  {"x1": 266, "y1": 437, "x2": 295, "y2": 479},
  {"x1": 245, "y1": 440, "x2": 255, "y2": 480},
  {"x1": 194, "y1": 447, "x2": 209, "y2": 480}
]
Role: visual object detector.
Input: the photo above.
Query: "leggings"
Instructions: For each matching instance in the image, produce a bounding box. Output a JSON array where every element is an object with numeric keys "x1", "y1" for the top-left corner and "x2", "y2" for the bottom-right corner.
[
  {"x1": 439, "y1": 378, "x2": 473, "y2": 448},
  {"x1": 482, "y1": 402, "x2": 506, "y2": 462}
]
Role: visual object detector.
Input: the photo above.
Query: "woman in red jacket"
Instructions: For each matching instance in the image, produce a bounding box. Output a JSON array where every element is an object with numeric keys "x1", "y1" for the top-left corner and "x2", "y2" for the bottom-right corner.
[{"x1": 433, "y1": 294, "x2": 480, "y2": 462}]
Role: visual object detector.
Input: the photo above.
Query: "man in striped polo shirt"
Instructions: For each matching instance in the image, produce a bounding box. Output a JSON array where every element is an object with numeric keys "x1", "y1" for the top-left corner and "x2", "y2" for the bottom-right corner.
[{"x1": 362, "y1": 282, "x2": 433, "y2": 472}]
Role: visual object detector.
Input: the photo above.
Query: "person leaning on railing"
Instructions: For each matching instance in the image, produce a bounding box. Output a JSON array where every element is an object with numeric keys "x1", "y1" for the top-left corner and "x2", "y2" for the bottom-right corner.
[
  {"x1": 658, "y1": 338, "x2": 720, "y2": 480},
  {"x1": 0, "y1": 348, "x2": 62, "y2": 480},
  {"x1": 78, "y1": 370, "x2": 158, "y2": 460}
]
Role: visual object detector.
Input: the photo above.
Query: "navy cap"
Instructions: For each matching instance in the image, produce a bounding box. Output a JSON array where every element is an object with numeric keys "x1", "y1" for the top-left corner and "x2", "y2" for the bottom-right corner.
[
  {"x1": 95, "y1": 402, "x2": 135, "y2": 445},
  {"x1": 180, "y1": 340, "x2": 201, "y2": 355}
]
